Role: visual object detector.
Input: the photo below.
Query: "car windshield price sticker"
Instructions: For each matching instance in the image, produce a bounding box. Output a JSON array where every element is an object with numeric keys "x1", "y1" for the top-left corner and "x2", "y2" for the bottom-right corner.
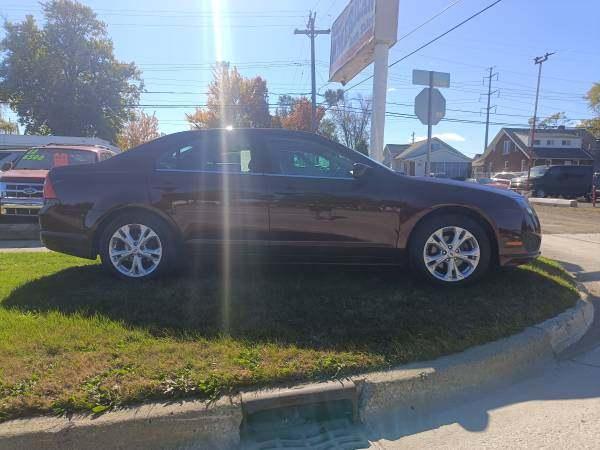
[
  {"x1": 53, "y1": 152, "x2": 69, "y2": 167},
  {"x1": 22, "y1": 149, "x2": 45, "y2": 161}
]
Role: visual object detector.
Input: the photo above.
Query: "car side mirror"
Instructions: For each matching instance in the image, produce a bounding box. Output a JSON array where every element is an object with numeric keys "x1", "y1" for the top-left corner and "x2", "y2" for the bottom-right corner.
[
  {"x1": 351, "y1": 162, "x2": 371, "y2": 179},
  {"x1": 1, "y1": 162, "x2": 12, "y2": 171}
]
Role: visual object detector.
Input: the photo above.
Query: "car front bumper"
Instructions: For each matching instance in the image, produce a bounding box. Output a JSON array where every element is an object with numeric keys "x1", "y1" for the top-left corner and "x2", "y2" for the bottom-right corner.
[{"x1": 0, "y1": 198, "x2": 43, "y2": 217}]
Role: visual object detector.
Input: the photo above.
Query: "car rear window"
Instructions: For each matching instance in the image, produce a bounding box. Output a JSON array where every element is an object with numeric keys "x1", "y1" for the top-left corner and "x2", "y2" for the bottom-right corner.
[{"x1": 14, "y1": 148, "x2": 96, "y2": 170}]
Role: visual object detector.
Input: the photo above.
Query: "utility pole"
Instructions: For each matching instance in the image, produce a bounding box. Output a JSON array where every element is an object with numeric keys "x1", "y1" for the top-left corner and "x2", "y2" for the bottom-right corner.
[
  {"x1": 294, "y1": 11, "x2": 330, "y2": 132},
  {"x1": 527, "y1": 52, "x2": 555, "y2": 187},
  {"x1": 411, "y1": 131, "x2": 415, "y2": 144},
  {"x1": 483, "y1": 66, "x2": 498, "y2": 152}
]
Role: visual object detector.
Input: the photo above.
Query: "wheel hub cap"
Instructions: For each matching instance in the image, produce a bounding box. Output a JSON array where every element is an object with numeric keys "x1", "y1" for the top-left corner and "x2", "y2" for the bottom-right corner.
[
  {"x1": 423, "y1": 226, "x2": 481, "y2": 282},
  {"x1": 108, "y1": 224, "x2": 162, "y2": 278}
]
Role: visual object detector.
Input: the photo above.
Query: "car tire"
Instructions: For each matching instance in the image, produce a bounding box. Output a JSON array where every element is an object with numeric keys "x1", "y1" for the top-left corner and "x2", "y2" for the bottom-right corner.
[
  {"x1": 99, "y1": 211, "x2": 177, "y2": 280},
  {"x1": 534, "y1": 189, "x2": 546, "y2": 198},
  {"x1": 409, "y1": 214, "x2": 492, "y2": 286}
]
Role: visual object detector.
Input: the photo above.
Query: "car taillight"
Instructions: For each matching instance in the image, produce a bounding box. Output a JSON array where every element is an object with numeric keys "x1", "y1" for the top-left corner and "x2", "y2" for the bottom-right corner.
[{"x1": 43, "y1": 176, "x2": 57, "y2": 200}]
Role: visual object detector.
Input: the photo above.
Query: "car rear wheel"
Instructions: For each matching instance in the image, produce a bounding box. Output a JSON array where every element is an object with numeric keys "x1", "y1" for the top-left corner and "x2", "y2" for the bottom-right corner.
[
  {"x1": 409, "y1": 214, "x2": 491, "y2": 286},
  {"x1": 534, "y1": 188, "x2": 546, "y2": 198},
  {"x1": 99, "y1": 212, "x2": 176, "y2": 280}
]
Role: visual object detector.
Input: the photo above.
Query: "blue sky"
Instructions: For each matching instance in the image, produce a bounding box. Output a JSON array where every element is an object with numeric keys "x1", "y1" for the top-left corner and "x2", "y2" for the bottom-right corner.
[{"x1": 1, "y1": 0, "x2": 599, "y2": 157}]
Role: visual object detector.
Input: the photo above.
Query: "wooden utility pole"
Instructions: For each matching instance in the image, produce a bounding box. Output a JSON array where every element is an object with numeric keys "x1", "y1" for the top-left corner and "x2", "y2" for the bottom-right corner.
[
  {"x1": 527, "y1": 52, "x2": 555, "y2": 188},
  {"x1": 294, "y1": 11, "x2": 330, "y2": 132},
  {"x1": 483, "y1": 66, "x2": 498, "y2": 152}
]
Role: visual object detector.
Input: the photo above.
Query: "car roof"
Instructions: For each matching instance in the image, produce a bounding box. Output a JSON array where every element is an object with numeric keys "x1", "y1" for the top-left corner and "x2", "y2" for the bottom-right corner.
[{"x1": 35, "y1": 144, "x2": 116, "y2": 154}]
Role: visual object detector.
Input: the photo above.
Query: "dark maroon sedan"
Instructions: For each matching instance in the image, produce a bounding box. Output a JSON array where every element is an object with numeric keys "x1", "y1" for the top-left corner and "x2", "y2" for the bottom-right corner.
[{"x1": 39, "y1": 129, "x2": 541, "y2": 285}]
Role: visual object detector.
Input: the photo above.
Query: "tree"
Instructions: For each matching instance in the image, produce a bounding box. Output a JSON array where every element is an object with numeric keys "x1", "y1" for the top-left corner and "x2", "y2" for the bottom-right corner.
[
  {"x1": 116, "y1": 110, "x2": 161, "y2": 150},
  {"x1": 0, "y1": 0, "x2": 142, "y2": 141},
  {"x1": 0, "y1": 108, "x2": 18, "y2": 134},
  {"x1": 579, "y1": 82, "x2": 600, "y2": 137},
  {"x1": 528, "y1": 112, "x2": 570, "y2": 128},
  {"x1": 186, "y1": 62, "x2": 271, "y2": 129},
  {"x1": 278, "y1": 97, "x2": 325, "y2": 132},
  {"x1": 324, "y1": 89, "x2": 371, "y2": 154}
]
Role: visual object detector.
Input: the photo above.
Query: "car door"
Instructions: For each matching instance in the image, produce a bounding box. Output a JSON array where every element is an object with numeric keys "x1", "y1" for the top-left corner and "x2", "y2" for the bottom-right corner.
[
  {"x1": 264, "y1": 134, "x2": 399, "y2": 263},
  {"x1": 150, "y1": 131, "x2": 269, "y2": 254}
]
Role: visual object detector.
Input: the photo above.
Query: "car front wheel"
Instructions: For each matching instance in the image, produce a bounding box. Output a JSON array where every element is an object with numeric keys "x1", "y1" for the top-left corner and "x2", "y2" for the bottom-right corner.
[
  {"x1": 410, "y1": 214, "x2": 491, "y2": 286},
  {"x1": 99, "y1": 212, "x2": 176, "y2": 280}
]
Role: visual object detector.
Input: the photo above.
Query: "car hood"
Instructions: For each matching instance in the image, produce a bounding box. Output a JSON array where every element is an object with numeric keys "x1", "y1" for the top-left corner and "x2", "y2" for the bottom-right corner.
[
  {"x1": 406, "y1": 174, "x2": 522, "y2": 200},
  {"x1": 0, "y1": 169, "x2": 49, "y2": 183}
]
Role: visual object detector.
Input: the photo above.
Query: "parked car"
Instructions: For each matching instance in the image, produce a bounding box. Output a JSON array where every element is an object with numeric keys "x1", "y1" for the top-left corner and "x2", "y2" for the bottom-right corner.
[
  {"x1": 0, "y1": 144, "x2": 117, "y2": 217},
  {"x1": 510, "y1": 165, "x2": 594, "y2": 199},
  {"x1": 492, "y1": 171, "x2": 525, "y2": 181},
  {"x1": 465, "y1": 177, "x2": 511, "y2": 190},
  {"x1": 40, "y1": 129, "x2": 541, "y2": 285}
]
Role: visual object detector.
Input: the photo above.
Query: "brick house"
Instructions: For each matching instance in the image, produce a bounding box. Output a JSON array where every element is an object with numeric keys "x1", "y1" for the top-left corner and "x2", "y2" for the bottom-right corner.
[{"x1": 472, "y1": 126, "x2": 596, "y2": 177}]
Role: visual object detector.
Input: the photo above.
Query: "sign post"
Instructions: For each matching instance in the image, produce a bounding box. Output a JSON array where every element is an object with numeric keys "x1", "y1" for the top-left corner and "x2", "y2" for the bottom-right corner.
[
  {"x1": 329, "y1": 0, "x2": 399, "y2": 162},
  {"x1": 413, "y1": 69, "x2": 450, "y2": 176}
]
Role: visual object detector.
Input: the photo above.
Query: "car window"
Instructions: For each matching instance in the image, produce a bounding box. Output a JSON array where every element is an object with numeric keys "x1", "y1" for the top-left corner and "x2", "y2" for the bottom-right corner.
[
  {"x1": 13, "y1": 148, "x2": 96, "y2": 170},
  {"x1": 156, "y1": 135, "x2": 262, "y2": 173},
  {"x1": 268, "y1": 137, "x2": 355, "y2": 179}
]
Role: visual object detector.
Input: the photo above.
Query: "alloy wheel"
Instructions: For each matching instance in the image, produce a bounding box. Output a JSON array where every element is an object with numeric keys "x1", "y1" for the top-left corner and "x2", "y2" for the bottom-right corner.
[
  {"x1": 422, "y1": 226, "x2": 481, "y2": 282},
  {"x1": 108, "y1": 223, "x2": 162, "y2": 278}
]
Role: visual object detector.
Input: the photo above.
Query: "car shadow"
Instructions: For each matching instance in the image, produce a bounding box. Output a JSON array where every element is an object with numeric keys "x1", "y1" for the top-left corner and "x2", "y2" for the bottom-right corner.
[{"x1": 3, "y1": 259, "x2": 578, "y2": 358}]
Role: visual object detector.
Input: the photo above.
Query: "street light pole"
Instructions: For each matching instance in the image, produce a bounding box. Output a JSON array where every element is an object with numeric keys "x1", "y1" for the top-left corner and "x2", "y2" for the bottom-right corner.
[{"x1": 527, "y1": 52, "x2": 554, "y2": 190}]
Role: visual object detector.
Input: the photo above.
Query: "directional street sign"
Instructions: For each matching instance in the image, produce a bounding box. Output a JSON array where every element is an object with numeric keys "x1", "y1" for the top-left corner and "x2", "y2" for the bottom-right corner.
[
  {"x1": 412, "y1": 69, "x2": 450, "y2": 88},
  {"x1": 415, "y1": 87, "x2": 446, "y2": 125}
]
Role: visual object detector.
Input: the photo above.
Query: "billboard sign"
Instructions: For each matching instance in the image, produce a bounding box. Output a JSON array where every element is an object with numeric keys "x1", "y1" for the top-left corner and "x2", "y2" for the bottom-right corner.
[{"x1": 329, "y1": 0, "x2": 399, "y2": 84}]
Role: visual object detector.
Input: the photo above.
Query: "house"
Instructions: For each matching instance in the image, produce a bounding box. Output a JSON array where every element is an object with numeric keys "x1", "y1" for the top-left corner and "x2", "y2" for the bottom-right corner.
[
  {"x1": 382, "y1": 143, "x2": 410, "y2": 168},
  {"x1": 383, "y1": 138, "x2": 472, "y2": 178},
  {"x1": 472, "y1": 126, "x2": 595, "y2": 177}
]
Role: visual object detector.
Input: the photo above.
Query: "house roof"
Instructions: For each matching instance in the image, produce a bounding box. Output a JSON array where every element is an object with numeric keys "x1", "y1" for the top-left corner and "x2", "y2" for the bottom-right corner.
[
  {"x1": 383, "y1": 144, "x2": 410, "y2": 158},
  {"x1": 394, "y1": 137, "x2": 472, "y2": 161}
]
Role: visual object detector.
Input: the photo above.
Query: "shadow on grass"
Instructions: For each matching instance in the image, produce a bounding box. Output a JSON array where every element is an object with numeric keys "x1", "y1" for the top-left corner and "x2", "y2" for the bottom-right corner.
[{"x1": 3, "y1": 258, "x2": 579, "y2": 359}]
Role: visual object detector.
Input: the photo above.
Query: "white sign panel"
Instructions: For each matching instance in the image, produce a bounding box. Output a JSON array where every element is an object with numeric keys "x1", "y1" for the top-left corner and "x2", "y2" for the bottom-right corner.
[
  {"x1": 412, "y1": 70, "x2": 450, "y2": 88},
  {"x1": 329, "y1": 0, "x2": 399, "y2": 84}
]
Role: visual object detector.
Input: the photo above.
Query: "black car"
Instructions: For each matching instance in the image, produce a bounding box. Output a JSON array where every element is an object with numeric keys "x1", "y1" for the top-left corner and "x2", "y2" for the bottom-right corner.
[
  {"x1": 511, "y1": 165, "x2": 594, "y2": 199},
  {"x1": 39, "y1": 129, "x2": 541, "y2": 285}
]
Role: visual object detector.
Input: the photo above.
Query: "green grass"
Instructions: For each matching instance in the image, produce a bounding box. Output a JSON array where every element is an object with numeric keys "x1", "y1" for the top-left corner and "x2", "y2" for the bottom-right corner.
[{"x1": 0, "y1": 252, "x2": 578, "y2": 421}]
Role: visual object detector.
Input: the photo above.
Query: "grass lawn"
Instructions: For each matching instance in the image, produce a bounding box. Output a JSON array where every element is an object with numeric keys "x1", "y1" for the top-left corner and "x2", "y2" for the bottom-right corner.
[{"x1": 0, "y1": 252, "x2": 578, "y2": 421}]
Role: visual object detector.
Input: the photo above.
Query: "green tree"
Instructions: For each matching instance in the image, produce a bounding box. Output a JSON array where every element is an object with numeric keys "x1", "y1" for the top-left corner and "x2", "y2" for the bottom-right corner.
[
  {"x1": 186, "y1": 62, "x2": 271, "y2": 129},
  {"x1": 0, "y1": 0, "x2": 142, "y2": 141},
  {"x1": 579, "y1": 82, "x2": 600, "y2": 137}
]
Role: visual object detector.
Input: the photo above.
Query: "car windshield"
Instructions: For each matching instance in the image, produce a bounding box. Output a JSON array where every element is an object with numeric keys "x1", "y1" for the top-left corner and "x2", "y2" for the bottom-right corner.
[
  {"x1": 529, "y1": 166, "x2": 549, "y2": 177},
  {"x1": 14, "y1": 148, "x2": 96, "y2": 170}
]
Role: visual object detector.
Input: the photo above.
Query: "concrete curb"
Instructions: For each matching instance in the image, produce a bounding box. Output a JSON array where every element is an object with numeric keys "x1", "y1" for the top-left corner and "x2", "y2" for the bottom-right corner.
[
  {"x1": 0, "y1": 292, "x2": 593, "y2": 449},
  {"x1": 359, "y1": 294, "x2": 593, "y2": 426},
  {"x1": 0, "y1": 396, "x2": 242, "y2": 450},
  {"x1": 530, "y1": 198, "x2": 578, "y2": 207}
]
